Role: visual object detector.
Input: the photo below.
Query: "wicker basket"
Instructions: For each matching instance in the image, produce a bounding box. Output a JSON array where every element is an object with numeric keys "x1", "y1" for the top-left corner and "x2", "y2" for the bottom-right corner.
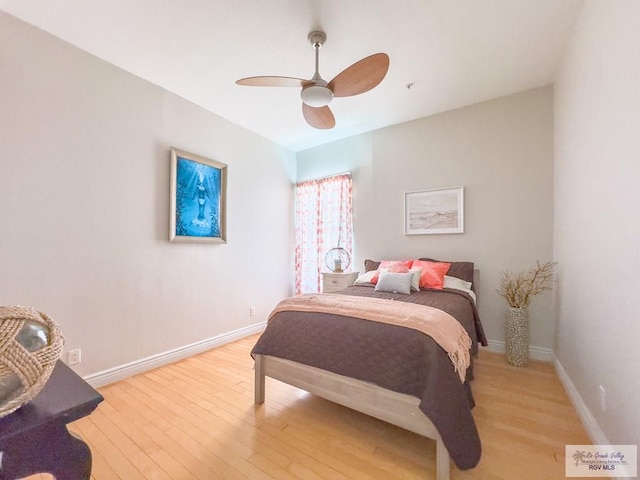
[{"x1": 0, "y1": 305, "x2": 65, "y2": 418}]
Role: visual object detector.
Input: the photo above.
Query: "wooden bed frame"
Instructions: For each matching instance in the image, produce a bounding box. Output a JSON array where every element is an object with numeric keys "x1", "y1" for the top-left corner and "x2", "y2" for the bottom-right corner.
[
  {"x1": 253, "y1": 270, "x2": 479, "y2": 480},
  {"x1": 254, "y1": 354, "x2": 450, "y2": 480}
]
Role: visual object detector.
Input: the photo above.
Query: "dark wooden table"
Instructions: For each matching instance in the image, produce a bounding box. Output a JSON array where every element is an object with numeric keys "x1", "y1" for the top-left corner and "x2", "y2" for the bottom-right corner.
[{"x1": 0, "y1": 361, "x2": 103, "y2": 480}]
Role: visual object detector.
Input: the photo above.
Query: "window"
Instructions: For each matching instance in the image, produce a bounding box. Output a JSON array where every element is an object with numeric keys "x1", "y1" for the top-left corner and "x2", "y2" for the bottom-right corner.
[{"x1": 294, "y1": 173, "x2": 353, "y2": 294}]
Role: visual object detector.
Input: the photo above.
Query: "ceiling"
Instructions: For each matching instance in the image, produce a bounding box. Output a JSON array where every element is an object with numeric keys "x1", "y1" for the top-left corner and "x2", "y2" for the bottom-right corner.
[{"x1": 2, "y1": 0, "x2": 584, "y2": 152}]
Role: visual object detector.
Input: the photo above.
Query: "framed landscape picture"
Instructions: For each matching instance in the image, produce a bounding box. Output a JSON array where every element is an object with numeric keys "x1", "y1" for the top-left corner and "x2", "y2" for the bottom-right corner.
[
  {"x1": 170, "y1": 148, "x2": 227, "y2": 243},
  {"x1": 404, "y1": 186, "x2": 464, "y2": 235}
]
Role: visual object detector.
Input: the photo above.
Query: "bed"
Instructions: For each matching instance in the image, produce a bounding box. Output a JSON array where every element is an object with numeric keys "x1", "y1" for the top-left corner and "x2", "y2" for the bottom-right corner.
[{"x1": 251, "y1": 258, "x2": 488, "y2": 480}]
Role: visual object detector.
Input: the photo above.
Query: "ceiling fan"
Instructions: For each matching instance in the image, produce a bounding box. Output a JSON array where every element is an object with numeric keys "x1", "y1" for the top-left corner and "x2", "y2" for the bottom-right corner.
[{"x1": 236, "y1": 31, "x2": 390, "y2": 130}]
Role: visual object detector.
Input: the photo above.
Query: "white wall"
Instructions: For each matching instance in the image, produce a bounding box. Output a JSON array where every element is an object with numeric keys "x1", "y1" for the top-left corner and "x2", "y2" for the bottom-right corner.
[
  {"x1": 554, "y1": 0, "x2": 640, "y2": 449},
  {"x1": 298, "y1": 87, "x2": 555, "y2": 351},
  {"x1": 0, "y1": 13, "x2": 295, "y2": 376}
]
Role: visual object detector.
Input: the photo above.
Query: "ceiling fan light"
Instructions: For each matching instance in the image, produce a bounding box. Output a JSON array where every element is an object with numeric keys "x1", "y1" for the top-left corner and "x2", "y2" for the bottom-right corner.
[{"x1": 301, "y1": 85, "x2": 334, "y2": 107}]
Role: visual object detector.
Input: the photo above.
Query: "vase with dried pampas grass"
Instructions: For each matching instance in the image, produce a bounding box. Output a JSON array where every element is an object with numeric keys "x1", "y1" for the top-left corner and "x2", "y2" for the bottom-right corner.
[{"x1": 497, "y1": 261, "x2": 556, "y2": 366}]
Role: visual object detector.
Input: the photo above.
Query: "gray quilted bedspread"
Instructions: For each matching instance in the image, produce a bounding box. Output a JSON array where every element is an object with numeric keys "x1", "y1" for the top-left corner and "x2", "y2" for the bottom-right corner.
[{"x1": 251, "y1": 285, "x2": 487, "y2": 470}]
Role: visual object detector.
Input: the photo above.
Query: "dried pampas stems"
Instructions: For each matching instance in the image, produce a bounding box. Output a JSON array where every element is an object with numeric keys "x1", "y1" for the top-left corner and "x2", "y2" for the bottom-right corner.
[{"x1": 497, "y1": 261, "x2": 556, "y2": 309}]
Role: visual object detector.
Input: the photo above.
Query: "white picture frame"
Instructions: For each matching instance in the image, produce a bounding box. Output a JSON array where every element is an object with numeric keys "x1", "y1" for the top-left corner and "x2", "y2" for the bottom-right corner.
[
  {"x1": 404, "y1": 187, "x2": 464, "y2": 235},
  {"x1": 170, "y1": 148, "x2": 227, "y2": 243}
]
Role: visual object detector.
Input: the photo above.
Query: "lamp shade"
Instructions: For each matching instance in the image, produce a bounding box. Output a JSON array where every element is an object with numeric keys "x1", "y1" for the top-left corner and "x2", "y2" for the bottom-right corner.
[{"x1": 325, "y1": 247, "x2": 351, "y2": 273}]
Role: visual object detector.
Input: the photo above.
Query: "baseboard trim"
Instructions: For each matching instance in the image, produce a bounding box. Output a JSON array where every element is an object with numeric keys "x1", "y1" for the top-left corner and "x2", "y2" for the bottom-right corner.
[
  {"x1": 483, "y1": 339, "x2": 554, "y2": 362},
  {"x1": 83, "y1": 321, "x2": 267, "y2": 388},
  {"x1": 486, "y1": 342, "x2": 625, "y2": 476},
  {"x1": 553, "y1": 357, "x2": 609, "y2": 445},
  {"x1": 552, "y1": 358, "x2": 633, "y2": 480}
]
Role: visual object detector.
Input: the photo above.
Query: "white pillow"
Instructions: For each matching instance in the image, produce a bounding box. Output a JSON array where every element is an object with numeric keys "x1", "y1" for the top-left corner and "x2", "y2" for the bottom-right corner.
[
  {"x1": 374, "y1": 271, "x2": 413, "y2": 294},
  {"x1": 409, "y1": 267, "x2": 424, "y2": 291},
  {"x1": 443, "y1": 275, "x2": 476, "y2": 303},
  {"x1": 354, "y1": 270, "x2": 377, "y2": 285},
  {"x1": 443, "y1": 275, "x2": 472, "y2": 291}
]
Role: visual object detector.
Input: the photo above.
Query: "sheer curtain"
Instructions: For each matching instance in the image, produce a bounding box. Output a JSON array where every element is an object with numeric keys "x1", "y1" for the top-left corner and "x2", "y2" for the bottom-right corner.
[{"x1": 294, "y1": 173, "x2": 353, "y2": 294}]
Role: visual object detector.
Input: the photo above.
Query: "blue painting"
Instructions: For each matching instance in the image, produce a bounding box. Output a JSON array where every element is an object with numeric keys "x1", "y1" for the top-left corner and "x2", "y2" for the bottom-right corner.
[{"x1": 170, "y1": 148, "x2": 227, "y2": 243}]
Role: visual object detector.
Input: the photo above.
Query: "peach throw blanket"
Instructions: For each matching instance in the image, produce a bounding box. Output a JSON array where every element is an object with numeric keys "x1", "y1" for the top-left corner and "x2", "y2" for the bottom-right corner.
[{"x1": 269, "y1": 293, "x2": 472, "y2": 382}]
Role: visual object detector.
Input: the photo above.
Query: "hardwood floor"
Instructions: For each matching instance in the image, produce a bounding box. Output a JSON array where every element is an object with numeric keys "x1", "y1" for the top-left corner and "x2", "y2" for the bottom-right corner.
[{"x1": 27, "y1": 335, "x2": 590, "y2": 479}]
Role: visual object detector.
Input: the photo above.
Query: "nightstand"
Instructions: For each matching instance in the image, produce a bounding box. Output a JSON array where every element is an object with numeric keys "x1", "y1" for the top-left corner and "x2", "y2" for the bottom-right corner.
[
  {"x1": 0, "y1": 361, "x2": 103, "y2": 479},
  {"x1": 322, "y1": 271, "x2": 359, "y2": 293}
]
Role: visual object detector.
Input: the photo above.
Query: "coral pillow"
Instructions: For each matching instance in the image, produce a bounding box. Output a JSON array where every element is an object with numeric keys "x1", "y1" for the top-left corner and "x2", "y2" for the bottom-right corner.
[
  {"x1": 411, "y1": 260, "x2": 451, "y2": 289},
  {"x1": 371, "y1": 260, "x2": 413, "y2": 284},
  {"x1": 381, "y1": 259, "x2": 413, "y2": 271}
]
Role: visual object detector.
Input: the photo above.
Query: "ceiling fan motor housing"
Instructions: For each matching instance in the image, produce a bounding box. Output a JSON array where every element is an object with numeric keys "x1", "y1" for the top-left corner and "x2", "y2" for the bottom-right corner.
[{"x1": 301, "y1": 31, "x2": 333, "y2": 107}]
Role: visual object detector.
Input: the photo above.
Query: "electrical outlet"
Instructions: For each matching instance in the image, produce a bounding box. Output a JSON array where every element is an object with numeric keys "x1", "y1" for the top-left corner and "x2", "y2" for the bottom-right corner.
[
  {"x1": 68, "y1": 348, "x2": 82, "y2": 365},
  {"x1": 249, "y1": 306, "x2": 256, "y2": 317},
  {"x1": 599, "y1": 385, "x2": 606, "y2": 411}
]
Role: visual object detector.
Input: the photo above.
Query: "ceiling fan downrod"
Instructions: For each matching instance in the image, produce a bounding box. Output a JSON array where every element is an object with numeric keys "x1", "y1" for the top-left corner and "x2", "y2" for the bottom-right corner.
[{"x1": 301, "y1": 31, "x2": 333, "y2": 107}]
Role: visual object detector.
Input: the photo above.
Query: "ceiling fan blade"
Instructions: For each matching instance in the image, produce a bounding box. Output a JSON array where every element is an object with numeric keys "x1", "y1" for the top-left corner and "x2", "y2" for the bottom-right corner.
[
  {"x1": 236, "y1": 76, "x2": 311, "y2": 87},
  {"x1": 328, "y1": 53, "x2": 390, "y2": 97},
  {"x1": 302, "y1": 103, "x2": 335, "y2": 129}
]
